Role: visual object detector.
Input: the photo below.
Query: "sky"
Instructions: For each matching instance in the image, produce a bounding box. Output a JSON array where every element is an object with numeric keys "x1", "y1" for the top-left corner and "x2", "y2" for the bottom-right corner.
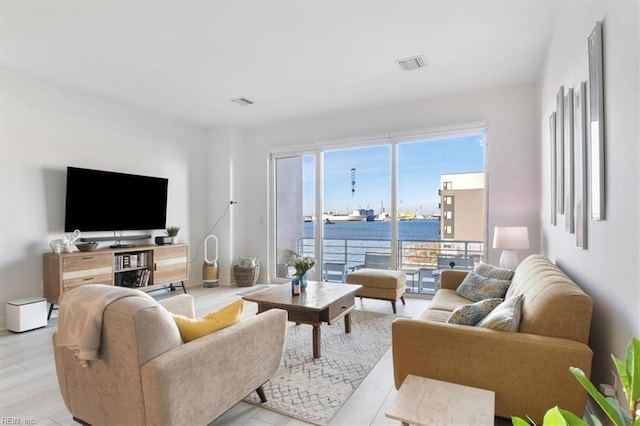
[{"x1": 302, "y1": 134, "x2": 485, "y2": 216}]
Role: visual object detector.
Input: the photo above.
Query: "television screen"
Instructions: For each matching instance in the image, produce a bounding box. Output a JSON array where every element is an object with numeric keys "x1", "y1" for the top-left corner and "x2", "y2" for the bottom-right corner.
[{"x1": 64, "y1": 167, "x2": 168, "y2": 232}]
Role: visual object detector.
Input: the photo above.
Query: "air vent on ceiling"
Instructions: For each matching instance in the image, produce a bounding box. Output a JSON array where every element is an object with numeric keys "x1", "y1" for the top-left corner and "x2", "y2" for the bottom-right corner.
[
  {"x1": 231, "y1": 97, "x2": 254, "y2": 106},
  {"x1": 397, "y1": 55, "x2": 427, "y2": 71}
]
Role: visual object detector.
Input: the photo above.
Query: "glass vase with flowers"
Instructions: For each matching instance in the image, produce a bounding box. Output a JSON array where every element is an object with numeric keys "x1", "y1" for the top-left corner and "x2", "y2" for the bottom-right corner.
[{"x1": 290, "y1": 255, "x2": 315, "y2": 290}]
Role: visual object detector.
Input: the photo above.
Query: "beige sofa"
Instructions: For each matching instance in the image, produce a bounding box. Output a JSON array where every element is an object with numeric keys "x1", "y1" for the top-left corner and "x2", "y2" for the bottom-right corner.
[
  {"x1": 53, "y1": 292, "x2": 287, "y2": 425},
  {"x1": 392, "y1": 255, "x2": 593, "y2": 423}
]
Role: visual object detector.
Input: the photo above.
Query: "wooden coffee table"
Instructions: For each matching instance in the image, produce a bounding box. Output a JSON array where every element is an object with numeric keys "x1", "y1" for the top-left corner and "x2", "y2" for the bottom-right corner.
[{"x1": 243, "y1": 281, "x2": 361, "y2": 358}]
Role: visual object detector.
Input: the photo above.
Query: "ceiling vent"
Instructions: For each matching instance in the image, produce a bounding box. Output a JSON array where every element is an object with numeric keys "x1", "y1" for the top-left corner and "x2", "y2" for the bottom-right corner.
[
  {"x1": 397, "y1": 55, "x2": 427, "y2": 71},
  {"x1": 231, "y1": 97, "x2": 254, "y2": 106}
]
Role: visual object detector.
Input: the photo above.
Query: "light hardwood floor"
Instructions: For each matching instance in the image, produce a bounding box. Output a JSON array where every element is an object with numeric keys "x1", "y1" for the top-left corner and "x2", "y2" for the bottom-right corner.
[{"x1": 0, "y1": 285, "x2": 430, "y2": 426}]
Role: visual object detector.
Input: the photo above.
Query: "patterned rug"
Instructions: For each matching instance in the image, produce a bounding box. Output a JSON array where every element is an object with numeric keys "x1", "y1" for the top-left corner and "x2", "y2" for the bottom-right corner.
[{"x1": 244, "y1": 310, "x2": 397, "y2": 425}]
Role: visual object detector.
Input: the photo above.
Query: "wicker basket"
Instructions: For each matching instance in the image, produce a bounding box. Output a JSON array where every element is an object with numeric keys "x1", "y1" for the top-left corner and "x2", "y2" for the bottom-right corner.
[{"x1": 233, "y1": 265, "x2": 260, "y2": 287}]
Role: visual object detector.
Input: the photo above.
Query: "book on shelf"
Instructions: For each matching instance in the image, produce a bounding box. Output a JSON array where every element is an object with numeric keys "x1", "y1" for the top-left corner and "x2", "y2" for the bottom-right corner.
[{"x1": 135, "y1": 269, "x2": 150, "y2": 287}]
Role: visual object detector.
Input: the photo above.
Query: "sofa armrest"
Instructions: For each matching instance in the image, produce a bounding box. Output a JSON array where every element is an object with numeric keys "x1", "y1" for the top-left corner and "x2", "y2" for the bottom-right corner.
[
  {"x1": 392, "y1": 318, "x2": 592, "y2": 423},
  {"x1": 439, "y1": 270, "x2": 469, "y2": 290},
  {"x1": 158, "y1": 294, "x2": 195, "y2": 318},
  {"x1": 141, "y1": 309, "x2": 287, "y2": 426}
]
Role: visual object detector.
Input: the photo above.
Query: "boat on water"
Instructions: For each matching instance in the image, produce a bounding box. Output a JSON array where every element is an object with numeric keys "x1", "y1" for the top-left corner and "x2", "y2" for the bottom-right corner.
[
  {"x1": 324, "y1": 218, "x2": 335, "y2": 225},
  {"x1": 323, "y1": 210, "x2": 367, "y2": 222}
]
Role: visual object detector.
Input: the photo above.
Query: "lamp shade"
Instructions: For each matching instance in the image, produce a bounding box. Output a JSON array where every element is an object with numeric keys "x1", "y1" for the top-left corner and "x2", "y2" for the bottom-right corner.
[{"x1": 493, "y1": 226, "x2": 530, "y2": 250}]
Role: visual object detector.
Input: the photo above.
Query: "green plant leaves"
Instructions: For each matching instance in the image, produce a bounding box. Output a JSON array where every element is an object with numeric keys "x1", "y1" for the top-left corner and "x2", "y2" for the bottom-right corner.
[
  {"x1": 512, "y1": 338, "x2": 638, "y2": 426},
  {"x1": 512, "y1": 416, "x2": 531, "y2": 426},
  {"x1": 570, "y1": 367, "x2": 626, "y2": 426},
  {"x1": 543, "y1": 406, "x2": 586, "y2": 425},
  {"x1": 612, "y1": 337, "x2": 639, "y2": 423}
]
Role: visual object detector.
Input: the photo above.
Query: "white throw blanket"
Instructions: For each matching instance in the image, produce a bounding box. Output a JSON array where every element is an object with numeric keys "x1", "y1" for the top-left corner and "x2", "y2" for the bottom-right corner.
[{"x1": 56, "y1": 284, "x2": 155, "y2": 366}]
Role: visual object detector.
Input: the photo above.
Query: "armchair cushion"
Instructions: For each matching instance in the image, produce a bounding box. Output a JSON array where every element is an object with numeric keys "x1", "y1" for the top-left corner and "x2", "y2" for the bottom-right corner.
[
  {"x1": 456, "y1": 271, "x2": 511, "y2": 301},
  {"x1": 446, "y1": 298, "x2": 503, "y2": 325},
  {"x1": 172, "y1": 300, "x2": 244, "y2": 342}
]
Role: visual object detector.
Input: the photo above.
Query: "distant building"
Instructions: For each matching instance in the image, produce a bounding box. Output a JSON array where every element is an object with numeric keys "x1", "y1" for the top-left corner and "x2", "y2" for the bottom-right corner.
[{"x1": 439, "y1": 172, "x2": 484, "y2": 241}]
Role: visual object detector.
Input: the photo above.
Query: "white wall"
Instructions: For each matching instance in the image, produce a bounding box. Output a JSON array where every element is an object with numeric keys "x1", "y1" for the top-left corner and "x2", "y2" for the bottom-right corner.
[
  {"x1": 0, "y1": 69, "x2": 208, "y2": 326},
  {"x1": 202, "y1": 125, "x2": 248, "y2": 285},
  {"x1": 237, "y1": 83, "x2": 541, "y2": 279},
  {"x1": 539, "y1": 1, "x2": 639, "y2": 388}
]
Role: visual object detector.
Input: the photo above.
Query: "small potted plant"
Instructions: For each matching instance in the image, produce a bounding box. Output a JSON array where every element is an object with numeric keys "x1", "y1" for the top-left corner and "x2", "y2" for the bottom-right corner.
[{"x1": 166, "y1": 226, "x2": 180, "y2": 244}]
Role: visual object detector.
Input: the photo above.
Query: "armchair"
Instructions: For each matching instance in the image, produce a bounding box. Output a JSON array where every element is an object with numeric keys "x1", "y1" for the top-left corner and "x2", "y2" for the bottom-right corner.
[{"x1": 53, "y1": 290, "x2": 287, "y2": 425}]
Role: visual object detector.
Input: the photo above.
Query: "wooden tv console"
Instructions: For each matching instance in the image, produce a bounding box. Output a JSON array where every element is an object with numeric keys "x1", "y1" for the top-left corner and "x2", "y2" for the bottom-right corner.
[{"x1": 43, "y1": 243, "x2": 189, "y2": 319}]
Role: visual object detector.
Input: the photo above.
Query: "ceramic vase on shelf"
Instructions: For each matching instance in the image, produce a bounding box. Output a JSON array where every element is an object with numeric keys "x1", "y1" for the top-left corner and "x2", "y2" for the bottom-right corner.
[{"x1": 298, "y1": 272, "x2": 308, "y2": 290}]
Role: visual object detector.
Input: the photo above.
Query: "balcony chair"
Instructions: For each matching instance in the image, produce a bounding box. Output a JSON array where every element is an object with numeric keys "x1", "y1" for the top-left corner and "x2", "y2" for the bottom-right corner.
[{"x1": 350, "y1": 252, "x2": 391, "y2": 271}]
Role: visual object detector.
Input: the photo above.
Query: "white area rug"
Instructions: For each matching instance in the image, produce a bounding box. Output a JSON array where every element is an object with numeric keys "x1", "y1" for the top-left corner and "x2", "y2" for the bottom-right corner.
[{"x1": 244, "y1": 310, "x2": 397, "y2": 425}]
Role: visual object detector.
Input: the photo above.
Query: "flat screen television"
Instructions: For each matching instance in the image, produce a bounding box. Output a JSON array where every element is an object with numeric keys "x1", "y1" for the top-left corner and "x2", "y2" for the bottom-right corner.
[{"x1": 64, "y1": 167, "x2": 168, "y2": 233}]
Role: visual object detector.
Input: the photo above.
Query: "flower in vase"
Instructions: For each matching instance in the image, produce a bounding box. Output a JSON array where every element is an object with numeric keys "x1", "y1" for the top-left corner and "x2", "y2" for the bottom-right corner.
[{"x1": 289, "y1": 255, "x2": 315, "y2": 277}]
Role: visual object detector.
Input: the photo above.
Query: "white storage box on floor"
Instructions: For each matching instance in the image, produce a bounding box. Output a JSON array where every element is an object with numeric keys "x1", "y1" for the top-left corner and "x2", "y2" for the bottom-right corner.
[{"x1": 6, "y1": 297, "x2": 47, "y2": 332}]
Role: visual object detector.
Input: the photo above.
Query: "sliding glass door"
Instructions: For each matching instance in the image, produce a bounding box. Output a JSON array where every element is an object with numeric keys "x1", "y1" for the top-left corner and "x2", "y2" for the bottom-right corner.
[
  {"x1": 397, "y1": 135, "x2": 486, "y2": 293},
  {"x1": 272, "y1": 130, "x2": 486, "y2": 288},
  {"x1": 274, "y1": 155, "x2": 316, "y2": 280},
  {"x1": 321, "y1": 146, "x2": 391, "y2": 282}
]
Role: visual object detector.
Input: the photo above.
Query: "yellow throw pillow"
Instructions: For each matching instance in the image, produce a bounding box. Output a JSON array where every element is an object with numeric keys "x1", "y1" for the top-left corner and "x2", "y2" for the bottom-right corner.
[{"x1": 172, "y1": 299, "x2": 244, "y2": 342}]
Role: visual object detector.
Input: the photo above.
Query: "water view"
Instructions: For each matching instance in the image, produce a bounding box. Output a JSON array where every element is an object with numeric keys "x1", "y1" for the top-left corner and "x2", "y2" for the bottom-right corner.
[{"x1": 303, "y1": 218, "x2": 441, "y2": 241}]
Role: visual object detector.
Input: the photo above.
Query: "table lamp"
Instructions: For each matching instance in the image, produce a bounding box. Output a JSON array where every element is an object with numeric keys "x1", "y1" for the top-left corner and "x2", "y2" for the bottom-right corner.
[{"x1": 493, "y1": 226, "x2": 529, "y2": 270}]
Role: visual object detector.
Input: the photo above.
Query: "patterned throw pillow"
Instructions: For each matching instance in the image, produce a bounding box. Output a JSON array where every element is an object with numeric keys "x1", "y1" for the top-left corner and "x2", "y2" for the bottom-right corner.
[
  {"x1": 476, "y1": 294, "x2": 524, "y2": 332},
  {"x1": 474, "y1": 263, "x2": 515, "y2": 281},
  {"x1": 456, "y1": 271, "x2": 511, "y2": 302},
  {"x1": 446, "y1": 298, "x2": 504, "y2": 326}
]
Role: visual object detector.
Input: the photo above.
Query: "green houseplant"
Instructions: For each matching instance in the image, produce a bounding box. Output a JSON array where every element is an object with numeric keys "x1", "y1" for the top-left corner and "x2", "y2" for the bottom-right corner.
[
  {"x1": 513, "y1": 337, "x2": 639, "y2": 426},
  {"x1": 166, "y1": 226, "x2": 180, "y2": 244}
]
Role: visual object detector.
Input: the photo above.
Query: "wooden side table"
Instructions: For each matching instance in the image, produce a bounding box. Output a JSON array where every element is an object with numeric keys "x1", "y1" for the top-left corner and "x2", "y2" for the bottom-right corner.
[{"x1": 385, "y1": 375, "x2": 495, "y2": 426}]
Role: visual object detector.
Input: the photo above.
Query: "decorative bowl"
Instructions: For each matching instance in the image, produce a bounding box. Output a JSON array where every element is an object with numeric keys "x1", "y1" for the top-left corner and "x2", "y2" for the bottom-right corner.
[{"x1": 76, "y1": 242, "x2": 98, "y2": 252}]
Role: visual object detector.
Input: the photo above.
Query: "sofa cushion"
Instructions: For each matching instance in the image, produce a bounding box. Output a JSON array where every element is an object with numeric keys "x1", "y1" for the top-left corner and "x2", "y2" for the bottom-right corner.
[
  {"x1": 172, "y1": 300, "x2": 244, "y2": 342},
  {"x1": 419, "y1": 309, "x2": 452, "y2": 323},
  {"x1": 456, "y1": 272, "x2": 511, "y2": 302},
  {"x1": 474, "y1": 263, "x2": 515, "y2": 281},
  {"x1": 446, "y1": 298, "x2": 504, "y2": 325},
  {"x1": 476, "y1": 294, "x2": 523, "y2": 331},
  {"x1": 429, "y1": 289, "x2": 474, "y2": 311}
]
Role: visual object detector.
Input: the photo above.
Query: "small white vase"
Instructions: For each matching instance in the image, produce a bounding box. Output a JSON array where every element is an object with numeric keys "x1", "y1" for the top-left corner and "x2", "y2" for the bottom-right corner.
[{"x1": 170, "y1": 236, "x2": 178, "y2": 244}]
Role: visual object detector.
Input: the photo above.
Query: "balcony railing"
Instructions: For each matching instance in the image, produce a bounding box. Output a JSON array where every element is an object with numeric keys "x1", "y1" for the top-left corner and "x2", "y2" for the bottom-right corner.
[{"x1": 296, "y1": 237, "x2": 484, "y2": 295}]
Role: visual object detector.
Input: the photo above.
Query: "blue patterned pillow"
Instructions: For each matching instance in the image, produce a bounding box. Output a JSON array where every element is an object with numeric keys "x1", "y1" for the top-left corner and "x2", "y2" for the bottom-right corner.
[
  {"x1": 446, "y1": 298, "x2": 504, "y2": 326},
  {"x1": 456, "y1": 271, "x2": 511, "y2": 302},
  {"x1": 476, "y1": 294, "x2": 523, "y2": 332},
  {"x1": 474, "y1": 263, "x2": 515, "y2": 281}
]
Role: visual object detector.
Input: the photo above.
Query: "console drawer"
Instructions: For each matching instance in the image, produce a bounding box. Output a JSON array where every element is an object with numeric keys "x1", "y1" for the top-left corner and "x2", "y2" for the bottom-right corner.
[{"x1": 63, "y1": 274, "x2": 114, "y2": 289}]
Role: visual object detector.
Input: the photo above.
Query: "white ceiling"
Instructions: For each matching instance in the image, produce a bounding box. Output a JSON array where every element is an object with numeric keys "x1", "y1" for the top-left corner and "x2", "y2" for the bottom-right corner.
[{"x1": 1, "y1": 1, "x2": 560, "y2": 128}]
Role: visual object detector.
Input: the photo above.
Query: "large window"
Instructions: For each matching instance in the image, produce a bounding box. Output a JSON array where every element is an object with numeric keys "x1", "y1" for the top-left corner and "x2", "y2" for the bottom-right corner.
[{"x1": 271, "y1": 130, "x2": 486, "y2": 293}]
